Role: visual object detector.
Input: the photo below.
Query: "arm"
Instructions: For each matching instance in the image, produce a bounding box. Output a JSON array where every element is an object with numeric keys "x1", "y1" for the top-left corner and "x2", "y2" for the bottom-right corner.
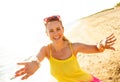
[
  {"x1": 36, "y1": 46, "x2": 47, "y2": 64},
  {"x1": 15, "y1": 46, "x2": 47, "y2": 80},
  {"x1": 74, "y1": 43, "x2": 100, "y2": 54},
  {"x1": 74, "y1": 33, "x2": 116, "y2": 55}
]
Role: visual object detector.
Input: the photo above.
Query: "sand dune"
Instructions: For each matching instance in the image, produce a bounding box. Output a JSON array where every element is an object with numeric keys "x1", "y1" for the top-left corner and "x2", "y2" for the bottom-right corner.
[{"x1": 66, "y1": 7, "x2": 120, "y2": 82}]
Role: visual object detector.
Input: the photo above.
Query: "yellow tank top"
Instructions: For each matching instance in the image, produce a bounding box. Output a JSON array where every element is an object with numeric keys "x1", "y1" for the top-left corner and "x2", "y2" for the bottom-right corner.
[{"x1": 49, "y1": 43, "x2": 93, "y2": 82}]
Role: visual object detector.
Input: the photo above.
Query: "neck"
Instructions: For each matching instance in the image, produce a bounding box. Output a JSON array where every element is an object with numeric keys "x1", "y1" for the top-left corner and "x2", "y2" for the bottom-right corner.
[{"x1": 52, "y1": 40, "x2": 68, "y2": 52}]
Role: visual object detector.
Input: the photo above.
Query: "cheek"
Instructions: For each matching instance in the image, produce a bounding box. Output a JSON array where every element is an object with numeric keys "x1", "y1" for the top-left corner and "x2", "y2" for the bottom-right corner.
[
  {"x1": 60, "y1": 30, "x2": 64, "y2": 35},
  {"x1": 46, "y1": 32, "x2": 53, "y2": 39},
  {"x1": 60, "y1": 32, "x2": 63, "y2": 36}
]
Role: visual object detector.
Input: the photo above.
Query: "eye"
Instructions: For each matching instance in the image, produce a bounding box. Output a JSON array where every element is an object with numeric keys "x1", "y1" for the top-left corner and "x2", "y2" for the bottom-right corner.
[
  {"x1": 49, "y1": 29, "x2": 54, "y2": 33},
  {"x1": 56, "y1": 28, "x2": 61, "y2": 31}
]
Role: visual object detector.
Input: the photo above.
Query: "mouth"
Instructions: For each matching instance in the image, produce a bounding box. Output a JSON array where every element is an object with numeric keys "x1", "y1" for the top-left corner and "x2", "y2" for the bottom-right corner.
[{"x1": 53, "y1": 36, "x2": 61, "y2": 40}]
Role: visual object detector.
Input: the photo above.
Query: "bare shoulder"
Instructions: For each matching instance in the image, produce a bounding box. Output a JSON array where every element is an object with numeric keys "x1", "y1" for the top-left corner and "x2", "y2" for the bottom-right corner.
[
  {"x1": 71, "y1": 42, "x2": 83, "y2": 48},
  {"x1": 71, "y1": 43, "x2": 83, "y2": 55},
  {"x1": 40, "y1": 45, "x2": 50, "y2": 59},
  {"x1": 36, "y1": 45, "x2": 50, "y2": 62},
  {"x1": 71, "y1": 42, "x2": 90, "y2": 54}
]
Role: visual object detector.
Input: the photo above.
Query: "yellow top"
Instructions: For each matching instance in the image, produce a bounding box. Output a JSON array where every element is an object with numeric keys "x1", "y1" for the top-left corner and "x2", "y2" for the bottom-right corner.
[{"x1": 49, "y1": 43, "x2": 93, "y2": 82}]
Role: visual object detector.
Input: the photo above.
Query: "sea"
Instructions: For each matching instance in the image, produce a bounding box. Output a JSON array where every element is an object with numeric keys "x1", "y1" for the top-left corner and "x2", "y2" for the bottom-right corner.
[
  {"x1": 0, "y1": 0, "x2": 117, "y2": 82},
  {"x1": 0, "y1": 17, "x2": 79, "y2": 82}
]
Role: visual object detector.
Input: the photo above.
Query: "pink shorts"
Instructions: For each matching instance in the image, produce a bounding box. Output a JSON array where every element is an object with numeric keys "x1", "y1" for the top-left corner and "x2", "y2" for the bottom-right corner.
[{"x1": 91, "y1": 76, "x2": 102, "y2": 82}]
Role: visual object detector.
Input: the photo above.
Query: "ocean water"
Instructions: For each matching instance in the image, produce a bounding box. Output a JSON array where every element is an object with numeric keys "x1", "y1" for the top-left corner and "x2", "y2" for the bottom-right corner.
[
  {"x1": 0, "y1": 1, "x2": 118, "y2": 81},
  {"x1": 0, "y1": 38, "x2": 53, "y2": 82},
  {"x1": 0, "y1": 19, "x2": 78, "y2": 82}
]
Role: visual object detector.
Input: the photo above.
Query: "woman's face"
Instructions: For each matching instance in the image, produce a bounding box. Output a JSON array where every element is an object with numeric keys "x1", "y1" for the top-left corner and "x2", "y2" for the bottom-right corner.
[{"x1": 46, "y1": 21, "x2": 64, "y2": 43}]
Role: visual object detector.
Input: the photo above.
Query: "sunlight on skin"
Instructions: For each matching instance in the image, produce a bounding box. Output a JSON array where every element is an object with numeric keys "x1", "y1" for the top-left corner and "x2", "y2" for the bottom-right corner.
[
  {"x1": 6, "y1": 59, "x2": 55, "y2": 82},
  {"x1": 0, "y1": 0, "x2": 119, "y2": 82}
]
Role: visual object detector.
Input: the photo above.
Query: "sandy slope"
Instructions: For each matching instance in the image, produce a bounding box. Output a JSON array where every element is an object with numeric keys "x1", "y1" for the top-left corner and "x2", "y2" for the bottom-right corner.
[
  {"x1": 5, "y1": 7, "x2": 119, "y2": 82},
  {"x1": 66, "y1": 7, "x2": 120, "y2": 82}
]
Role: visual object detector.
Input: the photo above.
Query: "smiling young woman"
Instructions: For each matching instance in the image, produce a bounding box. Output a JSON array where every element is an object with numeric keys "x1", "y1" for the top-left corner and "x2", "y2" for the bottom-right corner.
[{"x1": 15, "y1": 15, "x2": 116, "y2": 82}]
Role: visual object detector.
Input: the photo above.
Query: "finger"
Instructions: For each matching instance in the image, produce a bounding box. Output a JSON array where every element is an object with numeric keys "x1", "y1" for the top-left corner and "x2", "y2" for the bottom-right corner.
[
  {"x1": 107, "y1": 36, "x2": 115, "y2": 42},
  {"x1": 15, "y1": 68, "x2": 25, "y2": 76},
  {"x1": 15, "y1": 70, "x2": 26, "y2": 77},
  {"x1": 106, "y1": 47, "x2": 115, "y2": 51},
  {"x1": 107, "y1": 38, "x2": 117, "y2": 43},
  {"x1": 21, "y1": 74, "x2": 31, "y2": 80},
  {"x1": 15, "y1": 68, "x2": 25, "y2": 74},
  {"x1": 15, "y1": 71, "x2": 26, "y2": 77},
  {"x1": 106, "y1": 34, "x2": 115, "y2": 40},
  {"x1": 106, "y1": 33, "x2": 114, "y2": 39},
  {"x1": 19, "y1": 71, "x2": 26, "y2": 76},
  {"x1": 106, "y1": 43, "x2": 115, "y2": 47}
]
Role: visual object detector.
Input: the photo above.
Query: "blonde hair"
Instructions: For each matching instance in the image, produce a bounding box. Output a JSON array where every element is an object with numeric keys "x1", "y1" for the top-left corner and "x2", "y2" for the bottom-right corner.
[
  {"x1": 44, "y1": 15, "x2": 70, "y2": 43},
  {"x1": 63, "y1": 36, "x2": 70, "y2": 43}
]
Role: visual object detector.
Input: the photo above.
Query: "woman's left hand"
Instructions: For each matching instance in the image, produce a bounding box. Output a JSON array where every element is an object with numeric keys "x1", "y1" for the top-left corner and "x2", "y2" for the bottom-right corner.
[{"x1": 101, "y1": 33, "x2": 116, "y2": 51}]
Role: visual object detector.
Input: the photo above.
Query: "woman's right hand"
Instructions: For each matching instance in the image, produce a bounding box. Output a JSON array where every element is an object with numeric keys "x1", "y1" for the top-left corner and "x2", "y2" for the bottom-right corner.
[{"x1": 15, "y1": 61, "x2": 40, "y2": 80}]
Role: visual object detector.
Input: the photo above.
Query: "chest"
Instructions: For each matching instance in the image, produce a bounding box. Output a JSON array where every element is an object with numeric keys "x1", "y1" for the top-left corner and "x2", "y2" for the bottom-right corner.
[{"x1": 51, "y1": 47, "x2": 72, "y2": 60}]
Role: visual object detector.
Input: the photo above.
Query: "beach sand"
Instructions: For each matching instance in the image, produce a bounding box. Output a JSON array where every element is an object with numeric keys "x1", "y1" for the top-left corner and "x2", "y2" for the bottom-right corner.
[
  {"x1": 66, "y1": 7, "x2": 120, "y2": 82},
  {"x1": 2, "y1": 6, "x2": 120, "y2": 82}
]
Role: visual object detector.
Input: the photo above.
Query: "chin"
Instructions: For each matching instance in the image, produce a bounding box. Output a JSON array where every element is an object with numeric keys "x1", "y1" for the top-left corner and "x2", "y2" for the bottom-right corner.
[{"x1": 53, "y1": 39, "x2": 63, "y2": 43}]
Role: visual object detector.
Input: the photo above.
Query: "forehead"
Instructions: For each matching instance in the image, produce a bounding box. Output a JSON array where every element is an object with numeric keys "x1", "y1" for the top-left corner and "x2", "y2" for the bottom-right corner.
[{"x1": 46, "y1": 21, "x2": 62, "y2": 29}]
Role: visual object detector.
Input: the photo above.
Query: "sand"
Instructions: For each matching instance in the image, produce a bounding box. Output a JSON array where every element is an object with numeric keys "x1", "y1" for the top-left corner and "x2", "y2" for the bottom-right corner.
[
  {"x1": 66, "y1": 7, "x2": 120, "y2": 82},
  {"x1": 5, "y1": 7, "x2": 120, "y2": 82}
]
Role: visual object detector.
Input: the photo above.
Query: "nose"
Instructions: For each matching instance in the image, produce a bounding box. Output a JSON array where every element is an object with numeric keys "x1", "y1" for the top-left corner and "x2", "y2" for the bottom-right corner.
[
  {"x1": 54, "y1": 30, "x2": 58, "y2": 34},
  {"x1": 53, "y1": 31, "x2": 59, "y2": 37}
]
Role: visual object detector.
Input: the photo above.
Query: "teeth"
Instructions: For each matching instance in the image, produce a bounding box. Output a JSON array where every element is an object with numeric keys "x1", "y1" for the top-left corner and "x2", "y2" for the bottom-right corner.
[
  {"x1": 55, "y1": 36, "x2": 59, "y2": 39},
  {"x1": 54, "y1": 36, "x2": 60, "y2": 40}
]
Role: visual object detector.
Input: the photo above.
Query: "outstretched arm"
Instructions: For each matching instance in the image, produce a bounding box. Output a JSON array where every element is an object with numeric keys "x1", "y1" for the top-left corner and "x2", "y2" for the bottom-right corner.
[
  {"x1": 15, "y1": 46, "x2": 47, "y2": 80},
  {"x1": 74, "y1": 33, "x2": 116, "y2": 54}
]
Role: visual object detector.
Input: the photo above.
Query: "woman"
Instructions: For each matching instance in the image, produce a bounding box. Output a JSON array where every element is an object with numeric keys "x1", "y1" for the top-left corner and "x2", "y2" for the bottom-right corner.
[{"x1": 15, "y1": 15, "x2": 116, "y2": 82}]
